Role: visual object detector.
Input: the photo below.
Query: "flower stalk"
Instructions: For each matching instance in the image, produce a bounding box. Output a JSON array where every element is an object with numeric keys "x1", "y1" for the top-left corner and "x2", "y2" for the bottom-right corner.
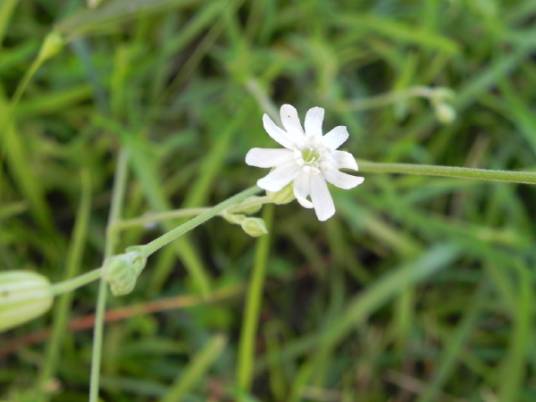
[
  {"x1": 358, "y1": 161, "x2": 536, "y2": 185},
  {"x1": 50, "y1": 268, "x2": 103, "y2": 296},
  {"x1": 89, "y1": 149, "x2": 128, "y2": 402},
  {"x1": 139, "y1": 186, "x2": 261, "y2": 256},
  {"x1": 2, "y1": 159, "x2": 535, "y2": 335}
]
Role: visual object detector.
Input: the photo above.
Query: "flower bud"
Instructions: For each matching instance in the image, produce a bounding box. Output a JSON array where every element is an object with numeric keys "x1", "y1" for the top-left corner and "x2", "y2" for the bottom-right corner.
[
  {"x1": 222, "y1": 212, "x2": 246, "y2": 225},
  {"x1": 434, "y1": 102, "x2": 456, "y2": 124},
  {"x1": 240, "y1": 217, "x2": 268, "y2": 237},
  {"x1": 88, "y1": 0, "x2": 104, "y2": 8},
  {"x1": 267, "y1": 184, "x2": 294, "y2": 205},
  {"x1": 0, "y1": 271, "x2": 53, "y2": 332},
  {"x1": 228, "y1": 196, "x2": 264, "y2": 215},
  {"x1": 37, "y1": 31, "x2": 64, "y2": 63},
  {"x1": 431, "y1": 87, "x2": 454, "y2": 101},
  {"x1": 103, "y1": 248, "x2": 147, "y2": 296}
]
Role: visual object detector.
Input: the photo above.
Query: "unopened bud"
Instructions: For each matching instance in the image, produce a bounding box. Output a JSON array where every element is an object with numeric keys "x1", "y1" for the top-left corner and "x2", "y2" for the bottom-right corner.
[
  {"x1": 434, "y1": 102, "x2": 456, "y2": 124},
  {"x1": 88, "y1": 0, "x2": 104, "y2": 8},
  {"x1": 37, "y1": 31, "x2": 64, "y2": 63},
  {"x1": 103, "y1": 248, "x2": 147, "y2": 296},
  {"x1": 432, "y1": 88, "x2": 454, "y2": 101},
  {"x1": 0, "y1": 271, "x2": 53, "y2": 332},
  {"x1": 222, "y1": 212, "x2": 246, "y2": 225},
  {"x1": 228, "y1": 196, "x2": 264, "y2": 215},
  {"x1": 240, "y1": 217, "x2": 268, "y2": 237},
  {"x1": 267, "y1": 184, "x2": 294, "y2": 205}
]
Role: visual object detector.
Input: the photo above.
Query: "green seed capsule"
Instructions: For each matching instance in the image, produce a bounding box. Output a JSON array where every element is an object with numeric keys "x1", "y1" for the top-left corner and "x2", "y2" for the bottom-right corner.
[
  {"x1": 0, "y1": 271, "x2": 53, "y2": 332},
  {"x1": 103, "y1": 249, "x2": 147, "y2": 296}
]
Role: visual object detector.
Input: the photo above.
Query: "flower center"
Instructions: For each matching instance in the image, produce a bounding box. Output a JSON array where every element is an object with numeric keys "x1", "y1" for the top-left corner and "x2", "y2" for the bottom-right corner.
[{"x1": 301, "y1": 147, "x2": 320, "y2": 164}]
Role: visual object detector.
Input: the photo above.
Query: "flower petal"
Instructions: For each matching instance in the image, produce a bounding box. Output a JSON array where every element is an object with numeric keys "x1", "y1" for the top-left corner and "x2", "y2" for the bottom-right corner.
[
  {"x1": 293, "y1": 172, "x2": 314, "y2": 209},
  {"x1": 257, "y1": 162, "x2": 300, "y2": 192},
  {"x1": 323, "y1": 168, "x2": 364, "y2": 190},
  {"x1": 310, "y1": 174, "x2": 335, "y2": 221},
  {"x1": 280, "y1": 104, "x2": 305, "y2": 138},
  {"x1": 263, "y1": 114, "x2": 294, "y2": 149},
  {"x1": 304, "y1": 106, "x2": 324, "y2": 137},
  {"x1": 245, "y1": 148, "x2": 293, "y2": 168},
  {"x1": 333, "y1": 150, "x2": 358, "y2": 170},
  {"x1": 322, "y1": 126, "x2": 349, "y2": 149}
]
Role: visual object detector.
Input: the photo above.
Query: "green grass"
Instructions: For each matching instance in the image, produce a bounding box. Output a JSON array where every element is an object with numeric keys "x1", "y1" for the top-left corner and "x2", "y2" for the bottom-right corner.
[{"x1": 1, "y1": 1, "x2": 536, "y2": 401}]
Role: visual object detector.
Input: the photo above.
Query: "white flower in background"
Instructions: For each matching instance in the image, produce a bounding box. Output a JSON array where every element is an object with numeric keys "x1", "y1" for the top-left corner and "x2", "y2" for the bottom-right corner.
[{"x1": 246, "y1": 104, "x2": 364, "y2": 221}]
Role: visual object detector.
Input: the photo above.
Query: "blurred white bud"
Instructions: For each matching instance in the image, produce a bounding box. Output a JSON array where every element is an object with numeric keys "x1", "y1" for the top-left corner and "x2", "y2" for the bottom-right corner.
[
  {"x1": 434, "y1": 102, "x2": 457, "y2": 124},
  {"x1": 37, "y1": 31, "x2": 64, "y2": 63},
  {"x1": 0, "y1": 271, "x2": 53, "y2": 332},
  {"x1": 88, "y1": 0, "x2": 104, "y2": 8},
  {"x1": 431, "y1": 87, "x2": 455, "y2": 101}
]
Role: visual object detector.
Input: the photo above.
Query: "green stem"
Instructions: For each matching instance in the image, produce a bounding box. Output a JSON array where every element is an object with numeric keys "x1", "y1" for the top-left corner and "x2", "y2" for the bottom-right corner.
[
  {"x1": 50, "y1": 268, "x2": 102, "y2": 296},
  {"x1": 160, "y1": 335, "x2": 228, "y2": 402},
  {"x1": 11, "y1": 31, "x2": 63, "y2": 107},
  {"x1": 244, "y1": 78, "x2": 279, "y2": 122},
  {"x1": 89, "y1": 149, "x2": 129, "y2": 402},
  {"x1": 40, "y1": 188, "x2": 264, "y2": 302},
  {"x1": 11, "y1": 59, "x2": 42, "y2": 106},
  {"x1": 140, "y1": 186, "x2": 261, "y2": 257},
  {"x1": 359, "y1": 161, "x2": 536, "y2": 185},
  {"x1": 231, "y1": 195, "x2": 271, "y2": 212},
  {"x1": 114, "y1": 207, "x2": 211, "y2": 231},
  {"x1": 36, "y1": 188, "x2": 263, "y2": 301},
  {"x1": 237, "y1": 205, "x2": 273, "y2": 393},
  {"x1": 114, "y1": 194, "x2": 270, "y2": 232},
  {"x1": 39, "y1": 171, "x2": 92, "y2": 395},
  {"x1": 341, "y1": 86, "x2": 449, "y2": 111}
]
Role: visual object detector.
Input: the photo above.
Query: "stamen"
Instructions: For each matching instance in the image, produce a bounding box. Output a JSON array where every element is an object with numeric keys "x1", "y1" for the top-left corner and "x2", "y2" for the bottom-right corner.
[{"x1": 301, "y1": 148, "x2": 320, "y2": 164}]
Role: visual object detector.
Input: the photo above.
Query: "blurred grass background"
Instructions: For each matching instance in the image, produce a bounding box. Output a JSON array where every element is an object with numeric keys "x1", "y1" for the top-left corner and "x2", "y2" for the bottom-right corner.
[{"x1": 1, "y1": 0, "x2": 536, "y2": 401}]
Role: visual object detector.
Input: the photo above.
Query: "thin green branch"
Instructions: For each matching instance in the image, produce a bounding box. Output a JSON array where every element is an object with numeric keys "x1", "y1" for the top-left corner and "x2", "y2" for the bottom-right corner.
[
  {"x1": 89, "y1": 149, "x2": 129, "y2": 402},
  {"x1": 11, "y1": 32, "x2": 64, "y2": 107},
  {"x1": 140, "y1": 186, "x2": 261, "y2": 257},
  {"x1": 50, "y1": 268, "x2": 103, "y2": 296},
  {"x1": 38, "y1": 188, "x2": 264, "y2": 301},
  {"x1": 114, "y1": 195, "x2": 270, "y2": 232},
  {"x1": 114, "y1": 208, "x2": 211, "y2": 231},
  {"x1": 359, "y1": 161, "x2": 536, "y2": 185},
  {"x1": 39, "y1": 171, "x2": 92, "y2": 393},
  {"x1": 340, "y1": 86, "x2": 451, "y2": 111},
  {"x1": 237, "y1": 205, "x2": 273, "y2": 393}
]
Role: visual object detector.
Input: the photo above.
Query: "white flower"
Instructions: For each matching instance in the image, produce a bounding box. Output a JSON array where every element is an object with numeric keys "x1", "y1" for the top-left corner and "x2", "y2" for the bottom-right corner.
[{"x1": 246, "y1": 104, "x2": 364, "y2": 221}]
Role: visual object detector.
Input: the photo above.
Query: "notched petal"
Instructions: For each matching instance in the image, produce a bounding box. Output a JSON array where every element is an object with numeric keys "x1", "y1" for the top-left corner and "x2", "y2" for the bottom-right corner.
[
  {"x1": 293, "y1": 173, "x2": 314, "y2": 209},
  {"x1": 304, "y1": 106, "x2": 324, "y2": 137},
  {"x1": 324, "y1": 169, "x2": 364, "y2": 190},
  {"x1": 262, "y1": 114, "x2": 294, "y2": 149},
  {"x1": 333, "y1": 150, "x2": 358, "y2": 170},
  {"x1": 245, "y1": 148, "x2": 293, "y2": 168},
  {"x1": 280, "y1": 104, "x2": 305, "y2": 137},
  {"x1": 310, "y1": 174, "x2": 335, "y2": 221},
  {"x1": 257, "y1": 162, "x2": 301, "y2": 192},
  {"x1": 322, "y1": 126, "x2": 349, "y2": 149}
]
